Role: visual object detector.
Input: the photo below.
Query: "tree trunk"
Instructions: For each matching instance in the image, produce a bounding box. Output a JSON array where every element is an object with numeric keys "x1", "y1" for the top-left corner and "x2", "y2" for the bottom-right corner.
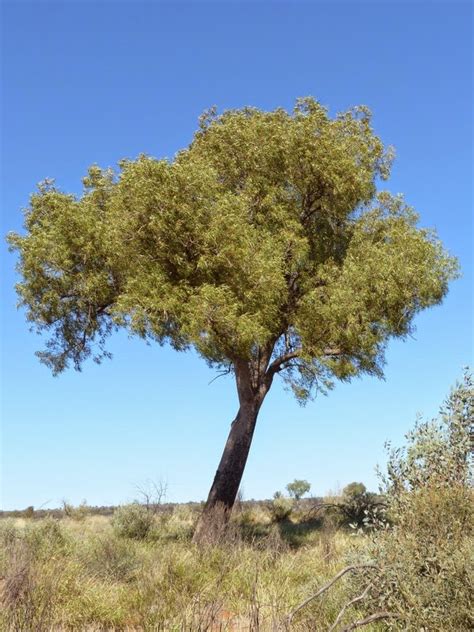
[{"x1": 192, "y1": 363, "x2": 268, "y2": 544}]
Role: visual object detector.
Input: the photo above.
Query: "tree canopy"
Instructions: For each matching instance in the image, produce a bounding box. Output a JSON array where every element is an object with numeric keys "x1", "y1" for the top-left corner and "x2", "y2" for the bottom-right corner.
[
  {"x1": 8, "y1": 98, "x2": 457, "y2": 401},
  {"x1": 286, "y1": 479, "x2": 311, "y2": 500}
]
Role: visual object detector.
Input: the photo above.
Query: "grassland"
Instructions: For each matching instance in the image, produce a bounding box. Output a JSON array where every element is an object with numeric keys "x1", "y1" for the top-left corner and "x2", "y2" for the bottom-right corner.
[
  {"x1": 3, "y1": 378, "x2": 472, "y2": 631},
  {"x1": 1, "y1": 482, "x2": 472, "y2": 631},
  {"x1": 0, "y1": 502, "x2": 390, "y2": 631}
]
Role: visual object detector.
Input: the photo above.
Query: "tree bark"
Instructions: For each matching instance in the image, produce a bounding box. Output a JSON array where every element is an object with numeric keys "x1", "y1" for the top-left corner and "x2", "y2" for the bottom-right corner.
[{"x1": 192, "y1": 361, "x2": 268, "y2": 544}]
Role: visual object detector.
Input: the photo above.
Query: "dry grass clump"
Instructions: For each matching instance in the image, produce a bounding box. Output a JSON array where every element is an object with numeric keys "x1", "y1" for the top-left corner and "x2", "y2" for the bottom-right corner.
[{"x1": 0, "y1": 518, "x2": 73, "y2": 631}]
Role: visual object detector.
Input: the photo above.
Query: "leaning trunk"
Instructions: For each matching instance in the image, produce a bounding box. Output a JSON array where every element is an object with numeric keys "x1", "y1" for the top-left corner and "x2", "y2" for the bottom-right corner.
[{"x1": 193, "y1": 364, "x2": 268, "y2": 544}]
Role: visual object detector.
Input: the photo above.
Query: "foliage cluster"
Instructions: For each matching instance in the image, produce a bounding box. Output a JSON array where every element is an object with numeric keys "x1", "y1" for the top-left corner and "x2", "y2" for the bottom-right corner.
[
  {"x1": 269, "y1": 493, "x2": 294, "y2": 523},
  {"x1": 8, "y1": 98, "x2": 457, "y2": 405},
  {"x1": 111, "y1": 503, "x2": 155, "y2": 540},
  {"x1": 340, "y1": 483, "x2": 382, "y2": 529},
  {"x1": 286, "y1": 479, "x2": 311, "y2": 501},
  {"x1": 351, "y1": 373, "x2": 474, "y2": 631},
  {"x1": 62, "y1": 499, "x2": 89, "y2": 522}
]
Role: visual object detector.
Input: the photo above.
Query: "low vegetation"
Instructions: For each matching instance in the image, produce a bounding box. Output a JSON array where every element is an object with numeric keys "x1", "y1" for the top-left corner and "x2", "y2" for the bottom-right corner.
[
  {"x1": 0, "y1": 506, "x2": 382, "y2": 631},
  {"x1": 1, "y1": 375, "x2": 472, "y2": 631}
]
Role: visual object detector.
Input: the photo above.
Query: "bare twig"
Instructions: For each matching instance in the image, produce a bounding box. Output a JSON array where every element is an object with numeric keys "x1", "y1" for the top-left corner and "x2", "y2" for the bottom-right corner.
[
  {"x1": 340, "y1": 611, "x2": 401, "y2": 631},
  {"x1": 134, "y1": 479, "x2": 167, "y2": 513},
  {"x1": 208, "y1": 366, "x2": 232, "y2": 385},
  {"x1": 328, "y1": 583, "x2": 372, "y2": 632},
  {"x1": 287, "y1": 565, "x2": 378, "y2": 625}
]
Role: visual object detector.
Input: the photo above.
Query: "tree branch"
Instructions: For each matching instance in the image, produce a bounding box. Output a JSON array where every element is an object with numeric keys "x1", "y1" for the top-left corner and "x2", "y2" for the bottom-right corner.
[
  {"x1": 266, "y1": 346, "x2": 343, "y2": 378},
  {"x1": 208, "y1": 366, "x2": 233, "y2": 385},
  {"x1": 267, "y1": 350, "x2": 301, "y2": 376},
  {"x1": 328, "y1": 583, "x2": 372, "y2": 632},
  {"x1": 340, "y1": 611, "x2": 402, "y2": 631},
  {"x1": 287, "y1": 565, "x2": 379, "y2": 625}
]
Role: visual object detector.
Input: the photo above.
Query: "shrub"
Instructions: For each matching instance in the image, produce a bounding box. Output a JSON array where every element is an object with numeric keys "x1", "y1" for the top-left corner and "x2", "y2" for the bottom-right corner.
[
  {"x1": 79, "y1": 535, "x2": 139, "y2": 582},
  {"x1": 162, "y1": 505, "x2": 196, "y2": 541},
  {"x1": 23, "y1": 506, "x2": 35, "y2": 519},
  {"x1": 0, "y1": 519, "x2": 18, "y2": 549},
  {"x1": 340, "y1": 482, "x2": 382, "y2": 528},
  {"x1": 112, "y1": 503, "x2": 154, "y2": 540},
  {"x1": 24, "y1": 518, "x2": 69, "y2": 558},
  {"x1": 353, "y1": 372, "x2": 474, "y2": 631},
  {"x1": 0, "y1": 520, "x2": 71, "y2": 632},
  {"x1": 269, "y1": 493, "x2": 294, "y2": 523},
  {"x1": 62, "y1": 499, "x2": 89, "y2": 521}
]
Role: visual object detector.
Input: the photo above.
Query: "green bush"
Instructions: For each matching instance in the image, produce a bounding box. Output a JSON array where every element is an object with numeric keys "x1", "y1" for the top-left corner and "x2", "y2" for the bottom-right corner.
[
  {"x1": 340, "y1": 482, "x2": 382, "y2": 528},
  {"x1": 353, "y1": 372, "x2": 474, "y2": 631},
  {"x1": 112, "y1": 503, "x2": 154, "y2": 540},
  {"x1": 79, "y1": 535, "x2": 139, "y2": 582},
  {"x1": 269, "y1": 493, "x2": 294, "y2": 523},
  {"x1": 24, "y1": 518, "x2": 69, "y2": 559}
]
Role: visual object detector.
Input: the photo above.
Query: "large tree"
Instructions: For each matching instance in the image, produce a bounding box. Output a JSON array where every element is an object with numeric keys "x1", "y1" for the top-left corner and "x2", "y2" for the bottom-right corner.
[{"x1": 8, "y1": 98, "x2": 457, "y2": 542}]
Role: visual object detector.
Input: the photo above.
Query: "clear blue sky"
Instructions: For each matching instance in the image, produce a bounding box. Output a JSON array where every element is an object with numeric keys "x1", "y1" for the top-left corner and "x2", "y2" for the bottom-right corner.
[{"x1": 1, "y1": 1, "x2": 472, "y2": 510}]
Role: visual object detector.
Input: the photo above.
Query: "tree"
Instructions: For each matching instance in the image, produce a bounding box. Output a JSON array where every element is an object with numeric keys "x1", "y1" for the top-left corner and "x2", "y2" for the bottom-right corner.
[
  {"x1": 340, "y1": 482, "x2": 379, "y2": 528},
  {"x1": 286, "y1": 479, "x2": 311, "y2": 501},
  {"x1": 342, "y1": 482, "x2": 366, "y2": 498},
  {"x1": 8, "y1": 98, "x2": 458, "y2": 543}
]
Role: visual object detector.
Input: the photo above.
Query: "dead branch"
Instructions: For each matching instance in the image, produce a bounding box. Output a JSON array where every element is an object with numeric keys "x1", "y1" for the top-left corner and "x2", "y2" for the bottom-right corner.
[
  {"x1": 287, "y1": 565, "x2": 378, "y2": 625},
  {"x1": 328, "y1": 583, "x2": 372, "y2": 632},
  {"x1": 339, "y1": 611, "x2": 401, "y2": 631},
  {"x1": 208, "y1": 366, "x2": 233, "y2": 385},
  {"x1": 134, "y1": 479, "x2": 167, "y2": 513}
]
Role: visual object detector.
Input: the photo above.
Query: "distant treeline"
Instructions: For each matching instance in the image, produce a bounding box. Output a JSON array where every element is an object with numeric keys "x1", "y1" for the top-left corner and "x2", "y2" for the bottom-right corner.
[{"x1": 1, "y1": 497, "x2": 334, "y2": 520}]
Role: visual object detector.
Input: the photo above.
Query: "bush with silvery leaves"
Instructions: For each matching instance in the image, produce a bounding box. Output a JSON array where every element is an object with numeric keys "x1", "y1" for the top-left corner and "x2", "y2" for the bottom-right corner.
[{"x1": 351, "y1": 372, "x2": 473, "y2": 631}]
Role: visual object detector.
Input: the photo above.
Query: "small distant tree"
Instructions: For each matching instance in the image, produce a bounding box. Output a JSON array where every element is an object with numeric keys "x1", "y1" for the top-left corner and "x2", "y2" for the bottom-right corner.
[
  {"x1": 23, "y1": 506, "x2": 35, "y2": 519},
  {"x1": 8, "y1": 97, "x2": 458, "y2": 543},
  {"x1": 340, "y1": 482, "x2": 380, "y2": 527},
  {"x1": 286, "y1": 479, "x2": 311, "y2": 501},
  {"x1": 134, "y1": 479, "x2": 167, "y2": 515},
  {"x1": 343, "y1": 482, "x2": 366, "y2": 498}
]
